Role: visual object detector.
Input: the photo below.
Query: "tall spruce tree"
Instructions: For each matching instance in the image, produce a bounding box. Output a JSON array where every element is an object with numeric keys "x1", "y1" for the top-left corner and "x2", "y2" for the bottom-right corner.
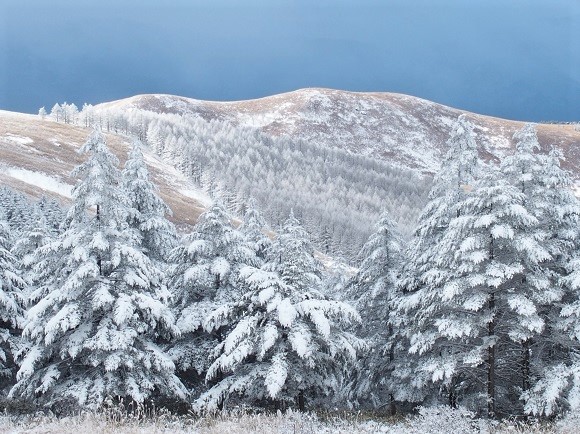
[
  {"x1": 0, "y1": 214, "x2": 25, "y2": 386},
  {"x1": 510, "y1": 128, "x2": 580, "y2": 416},
  {"x1": 344, "y1": 211, "x2": 403, "y2": 408},
  {"x1": 239, "y1": 198, "x2": 271, "y2": 262},
  {"x1": 402, "y1": 156, "x2": 556, "y2": 417},
  {"x1": 394, "y1": 114, "x2": 481, "y2": 405},
  {"x1": 499, "y1": 124, "x2": 579, "y2": 403},
  {"x1": 196, "y1": 211, "x2": 362, "y2": 411},
  {"x1": 10, "y1": 129, "x2": 185, "y2": 408},
  {"x1": 167, "y1": 202, "x2": 257, "y2": 391},
  {"x1": 123, "y1": 140, "x2": 177, "y2": 263}
]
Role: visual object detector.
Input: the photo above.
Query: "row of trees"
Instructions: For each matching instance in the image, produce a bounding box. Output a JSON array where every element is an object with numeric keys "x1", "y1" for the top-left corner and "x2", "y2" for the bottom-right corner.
[
  {"x1": 344, "y1": 117, "x2": 580, "y2": 418},
  {"x1": 0, "y1": 129, "x2": 361, "y2": 411},
  {"x1": 3, "y1": 116, "x2": 579, "y2": 418}
]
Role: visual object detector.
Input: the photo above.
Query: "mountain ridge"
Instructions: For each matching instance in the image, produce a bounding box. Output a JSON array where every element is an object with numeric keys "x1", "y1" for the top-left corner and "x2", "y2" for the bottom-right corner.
[{"x1": 94, "y1": 88, "x2": 580, "y2": 178}]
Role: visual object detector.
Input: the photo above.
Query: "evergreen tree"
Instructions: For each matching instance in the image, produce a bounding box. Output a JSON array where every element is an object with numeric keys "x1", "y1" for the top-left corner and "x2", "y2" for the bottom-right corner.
[
  {"x1": 123, "y1": 139, "x2": 177, "y2": 263},
  {"x1": 11, "y1": 210, "x2": 55, "y2": 302},
  {"x1": 239, "y1": 198, "x2": 271, "y2": 262},
  {"x1": 0, "y1": 215, "x2": 25, "y2": 385},
  {"x1": 344, "y1": 211, "x2": 403, "y2": 408},
  {"x1": 10, "y1": 129, "x2": 185, "y2": 408},
  {"x1": 196, "y1": 211, "x2": 362, "y2": 411},
  {"x1": 394, "y1": 114, "x2": 481, "y2": 404},
  {"x1": 508, "y1": 129, "x2": 580, "y2": 416},
  {"x1": 401, "y1": 114, "x2": 480, "y2": 294},
  {"x1": 404, "y1": 163, "x2": 553, "y2": 417},
  {"x1": 167, "y1": 202, "x2": 256, "y2": 391}
]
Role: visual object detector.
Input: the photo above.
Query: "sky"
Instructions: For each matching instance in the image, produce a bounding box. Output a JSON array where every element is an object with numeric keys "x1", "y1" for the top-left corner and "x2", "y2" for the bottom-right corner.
[{"x1": 0, "y1": 0, "x2": 578, "y2": 121}]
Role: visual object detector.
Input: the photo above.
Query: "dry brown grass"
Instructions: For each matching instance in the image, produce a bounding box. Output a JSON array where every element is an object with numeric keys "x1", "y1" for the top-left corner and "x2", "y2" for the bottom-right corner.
[{"x1": 0, "y1": 111, "x2": 207, "y2": 229}]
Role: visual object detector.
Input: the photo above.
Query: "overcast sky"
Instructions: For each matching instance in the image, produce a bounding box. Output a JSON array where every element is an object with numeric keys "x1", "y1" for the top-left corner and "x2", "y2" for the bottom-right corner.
[{"x1": 1, "y1": 0, "x2": 578, "y2": 121}]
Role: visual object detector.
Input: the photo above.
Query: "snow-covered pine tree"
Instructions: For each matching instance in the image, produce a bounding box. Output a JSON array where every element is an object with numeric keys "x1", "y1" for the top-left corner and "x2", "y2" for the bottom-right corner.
[
  {"x1": 401, "y1": 114, "x2": 480, "y2": 294},
  {"x1": 239, "y1": 198, "x2": 271, "y2": 262},
  {"x1": 499, "y1": 124, "x2": 580, "y2": 404},
  {"x1": 122, "y1": 139, "x2": 177, "y2": 263},
  {"x1": 166, "y1": 201, "x2": 257, "y2": 392},
  {"x1": 37, "y1": 195, "x2": 66, "y2": 233},
  {"x1": 196, "y1": 211, "x2": 362, "y2": 411},
  {"x1": 0, "y1": 213, "x2": 25, "y2": 388},
  {"x1": 523, "y1": 241, "x2": 580, "y2": 417},
  {"x1": 405, "y1": 161, "x2": 554, "y2": 417},
  {"x1": 394, "y1": 114, "x2": 481, "y2": 404},
  {"x1": 507, "y1": 129, "x2": 580, "y2": 416},
  {"x1": 344, "y1": 211, "x2": 403, "y2": 409},
  {"x1": 11, "y1": 210, "x2": 55, "y2": 302},
  {"x1": 10, "y1": 129, "x2": 185, "y2": 408}
]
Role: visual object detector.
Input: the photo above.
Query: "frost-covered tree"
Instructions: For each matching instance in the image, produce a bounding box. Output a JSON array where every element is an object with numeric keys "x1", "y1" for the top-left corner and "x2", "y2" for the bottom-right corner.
[
  {"x1": 10, "y1": 129, "x2": 185, "y2": 408},
  {"x1": 11, "y1": 211, "x2": 55, "y2": 300},
  {"x1": 167, "y1": 202, "x2": 256, "y2": 391},
  {"x1": 505, "y1": 127, "x2": 580, "y2": 416},
  {"x1": 123, "y1": 139, "x2": 177, "y2": 263},
  {"x1": 497, "y1": 124, "x2": 580, "y2": 400},
  {"x1": 38, "y1": 107, "x2": 47, "y2": 120},
  {"x1": 50, "y1": 103, "x2": 62, "y2": 122},
  {"x1": 403, "y1": 163, "x2": 556, "y2": 417},
  {"x1": 36, "y1": 195, "x2": 66, "y2": 233},
  {"x1": 239, "y1": 198, "x2": 271, "y2": 262},
  {"x1": 196, "y1": 212, "x2": 362, "y2": 411},
  {"x1": 401, "y1": 114, "x2": 480, "y2": 294},
  {"x1": 0, "y1": 215, "x2": 25, "y2": 386},
  {"x1": 344, "y1": 211, "x2": 403, "y2": 408},
  {"x1": 394, "y1": 114, "x2": 481, "y2": 405}
]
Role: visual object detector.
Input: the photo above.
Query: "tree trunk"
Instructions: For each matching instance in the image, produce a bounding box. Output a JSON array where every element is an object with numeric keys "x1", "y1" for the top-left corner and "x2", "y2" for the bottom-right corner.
[
  {"x1": 388, "y1": 393, "x2": 397, "y2": 416},
  {"x1": 448, "y1": 384, "x2": 457, "y2": 409},
  {"x1": 297, "y1": 391, "x2": 305, "y2": 412},
  {"x1": 522, "y1": 339, "x2": 530, "y2": 392},
  {"x1": 487, "y1": 291, "x2": 496, "y2": 419},
  {"x1": 96, "y1": 204, "x2": 102, "y2": 275}
]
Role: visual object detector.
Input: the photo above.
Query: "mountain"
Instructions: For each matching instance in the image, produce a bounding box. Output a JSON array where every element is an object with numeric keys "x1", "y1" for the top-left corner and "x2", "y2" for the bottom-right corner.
[
  {"x1": 96, "y1": 88, "x2": 580, "y2": 178},
  {"x1": 1, "y1": 89, "x2": 578, "y2": 261}
]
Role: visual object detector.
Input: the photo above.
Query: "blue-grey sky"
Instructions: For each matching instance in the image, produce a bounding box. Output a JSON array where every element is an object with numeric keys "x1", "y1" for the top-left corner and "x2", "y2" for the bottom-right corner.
[{"x1": 1, "y1": 0, "x2": 578, "y2": 121}]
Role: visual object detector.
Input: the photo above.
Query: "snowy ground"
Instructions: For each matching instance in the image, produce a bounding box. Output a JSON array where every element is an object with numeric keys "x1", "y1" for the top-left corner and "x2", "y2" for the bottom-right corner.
[{"x1": 0, "y1": 407, "x2": 577, "y2": 434}]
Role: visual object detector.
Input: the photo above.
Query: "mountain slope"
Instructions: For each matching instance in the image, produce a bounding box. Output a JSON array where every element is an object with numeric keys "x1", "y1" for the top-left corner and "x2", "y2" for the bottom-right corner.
[
  {"x1": 1, "y1": 89, "x2": 578, "y2": 261},
  {"x1": 96, "y1": 88, "x2": 580, "y2": 178},
  {"x1": 0, "y1": 110, "x2": 210, "y2": 228}
]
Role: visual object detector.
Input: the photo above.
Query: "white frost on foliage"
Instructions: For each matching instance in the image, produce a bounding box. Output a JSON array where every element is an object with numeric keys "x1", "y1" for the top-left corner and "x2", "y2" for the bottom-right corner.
[
  {"x1": 277, "y1": 298, "x2": 297, "y2": 328},
  {"x1": 265, "y1": 352, "x2": 288, "y2": 398}
]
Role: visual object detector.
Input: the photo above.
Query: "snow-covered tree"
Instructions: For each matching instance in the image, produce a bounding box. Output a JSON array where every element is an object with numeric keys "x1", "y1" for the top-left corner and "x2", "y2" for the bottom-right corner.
[
  {"x1": 344, "y1": 211, "x2": 403, "y2": 408},
  {"x1": 239, "y1": 198, "x2": 271, "y2": 262},
  {"x1": 10, "y1": 129, "x2": 185, "y2": 408},
  {"x1": 123, "y1": 139, "x2": 177, "y2": 263},
  {"x1": 167, "y1": 202, "x2": 257, "y2": 390},
  {"x1": 403, "y1": 161, "x2": 555, "y2": 417},
  {"x1": 38, "y1": 107, "x2": 47, "y2": 120},
  {"x1": 11, "y1": 211, "x2": 55, "y2": 299},
  {"x1": 394, "y1": 114, "x2": 481, "y2": 405},
  {"x1": 401, "y1": 114, "x2": 480, "y2": 294},
  {"x1": 504, "y1": 126, "x2": 580, "y2": 416},
  {"x1": 0, "y1": 215, "x2": 25, "y2": 386},
  {"x1": 50, "y1": 103, "x2": 63, "y2": 123},
  {"x1": 196, "y1": 212, "x2": 362, "y2": 411}
]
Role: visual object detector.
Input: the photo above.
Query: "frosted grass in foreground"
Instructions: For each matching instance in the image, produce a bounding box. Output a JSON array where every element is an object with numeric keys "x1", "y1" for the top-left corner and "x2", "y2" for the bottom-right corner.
[{"x1": 0, "y1": 407, "x2": 578, "y2": 434}]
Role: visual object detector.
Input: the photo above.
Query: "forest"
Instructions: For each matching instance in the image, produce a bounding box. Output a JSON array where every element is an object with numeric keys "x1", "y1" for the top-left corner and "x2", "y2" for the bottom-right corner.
[
  {"x1": 43, "y1": 101, "x2": 432, "y2": 262},
  {"x1": 0, "y1": 114, "x2": 579, "y2": 424}
]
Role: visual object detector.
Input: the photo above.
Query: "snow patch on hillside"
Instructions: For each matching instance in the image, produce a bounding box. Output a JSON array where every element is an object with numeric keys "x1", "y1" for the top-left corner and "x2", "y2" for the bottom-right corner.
[
  {"x1": 4, "y1": 167, "x2": 73, "y2": 198},
  {"x1": 141, "y1": 147, "x2": 212, "y2": 207},
  {"x1": 2, "y1": 133, "x2": 33, "y2": 145}
]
